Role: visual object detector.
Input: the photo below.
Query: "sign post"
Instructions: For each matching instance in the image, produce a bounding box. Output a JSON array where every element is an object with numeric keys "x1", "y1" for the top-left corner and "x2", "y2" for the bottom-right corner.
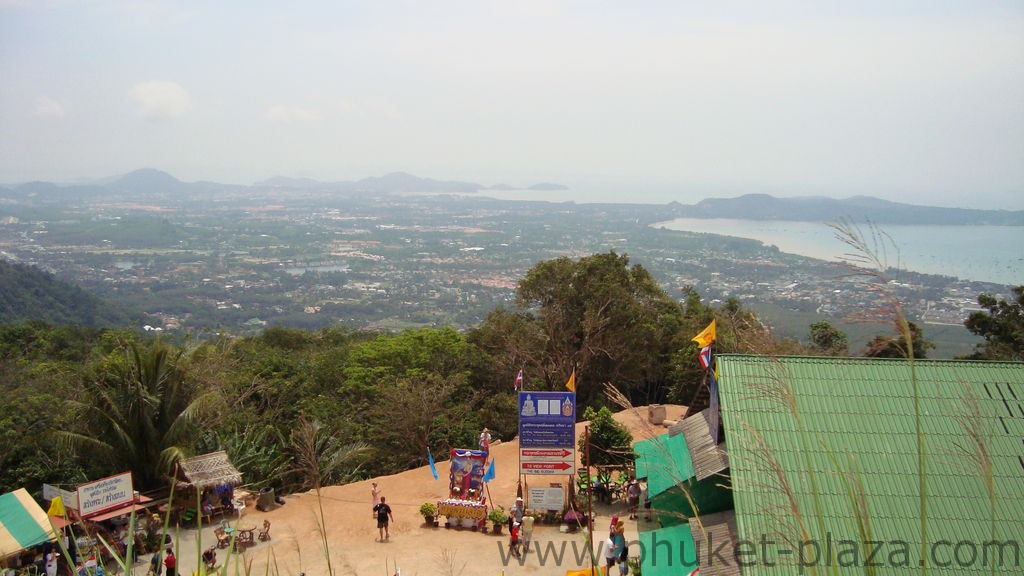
[{"x1": 518, "y1": 392, "x2": 576, "y2": 476}]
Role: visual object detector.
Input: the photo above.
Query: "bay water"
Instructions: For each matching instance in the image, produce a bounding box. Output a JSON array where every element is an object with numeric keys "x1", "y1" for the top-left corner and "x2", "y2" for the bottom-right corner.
[{"x1": 654, "y1": 218, "x2": 1022, "y2": 286}]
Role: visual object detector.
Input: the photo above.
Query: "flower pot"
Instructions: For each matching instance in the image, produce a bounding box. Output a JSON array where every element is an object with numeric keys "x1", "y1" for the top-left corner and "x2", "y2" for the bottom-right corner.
[
  {"x1": 492, "y1": 523, "x2": 504, "y2": 535},
  {"x1": 423, "y1": 515, "x2": 434, "y2": 526}
]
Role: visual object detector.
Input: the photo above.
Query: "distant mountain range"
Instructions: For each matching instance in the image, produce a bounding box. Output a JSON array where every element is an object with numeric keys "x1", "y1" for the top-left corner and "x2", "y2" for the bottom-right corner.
[
  {"x1": 673, "y1": 193, "x2": 1024, "y2": 226},
  {"x1": 2, "y1": 169, "x2": 1021, "y2": 226}
]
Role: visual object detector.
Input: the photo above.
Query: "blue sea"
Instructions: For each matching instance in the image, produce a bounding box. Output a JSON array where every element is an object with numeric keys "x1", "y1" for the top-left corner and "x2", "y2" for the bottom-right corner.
[{"x1": 654, "y1": 218, "x2": 1023, "y2": 287}]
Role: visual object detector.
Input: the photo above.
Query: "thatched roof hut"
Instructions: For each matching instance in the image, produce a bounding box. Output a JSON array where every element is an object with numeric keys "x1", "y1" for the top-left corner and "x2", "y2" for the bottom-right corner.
[{"x1": 176, "y1": 450, "x2": 242, "y2": 490}]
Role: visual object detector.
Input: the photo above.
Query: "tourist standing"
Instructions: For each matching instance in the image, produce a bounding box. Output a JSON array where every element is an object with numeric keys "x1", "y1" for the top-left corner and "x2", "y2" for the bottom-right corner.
[
  {"x1": 373, "y1": 496, "x2": 395, "y2": 541},
  {"x1": 371, "y1": 482, "x2": 382, "y2": 508},
  {"x1": 520, "y1": 514, "x2": 535, "y2": 553},
  {"x1": 44, "y1": 550, "x2": 58, "y2": 576},
  {"x1": 508, "y1": 497, "x2": 524, "y2": 531},
  {"x1": 479, "y1": 427, "x2": 492, "y2": 455},
  {"x1": 163, "y1": 548, "x2": 176, "y2": 576},
  {"x1": 627, "y1": 480, "x2": 641, "y2": 519}
]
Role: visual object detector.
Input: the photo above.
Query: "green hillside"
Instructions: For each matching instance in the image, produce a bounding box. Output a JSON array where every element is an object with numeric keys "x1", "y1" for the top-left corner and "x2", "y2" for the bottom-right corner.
[{"x1": 0, "y1": 259, "x2": 133, "y2": 327}]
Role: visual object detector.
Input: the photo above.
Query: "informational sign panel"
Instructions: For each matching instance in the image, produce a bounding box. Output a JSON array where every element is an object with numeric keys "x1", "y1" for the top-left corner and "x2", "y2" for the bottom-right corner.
[
  {"x1": 528, "y1": 486, "x2": 565, "y2": 510},
  {"x1": 518, "y1": 391, "x2": 576, "y2": 475},
  {"x1": 77, "y1": 472, "x2": 134, "y2": 518}
]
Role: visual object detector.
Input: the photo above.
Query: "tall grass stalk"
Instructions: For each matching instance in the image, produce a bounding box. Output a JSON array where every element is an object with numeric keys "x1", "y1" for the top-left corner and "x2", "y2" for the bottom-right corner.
[
  {"x1": 830, "y1": 219, "x2": 928, "y2": 573},
  {"x1": 953, "y1": 387, "x2": 996, "y2": 576}
]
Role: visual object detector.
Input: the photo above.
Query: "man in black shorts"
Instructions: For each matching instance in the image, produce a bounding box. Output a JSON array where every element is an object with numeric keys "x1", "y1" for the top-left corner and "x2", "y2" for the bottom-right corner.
[{"x1": 373, "y1": 496, "x2": 395, "y2": 541}]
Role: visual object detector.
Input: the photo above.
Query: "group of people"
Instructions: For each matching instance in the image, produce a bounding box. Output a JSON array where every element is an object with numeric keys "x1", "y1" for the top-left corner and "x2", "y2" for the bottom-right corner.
[
  {"x1": 506, "y1": 496, "x2": 534, "y2": 558},
  {"x1": 605, "y1": 517, "x2": 629, "y2": 575},
  {"x1": 146, "y1": 547, "x2": 175, "y2": 576},
  {"x1": 371, "y1": 481, "x2": 395, "y2": 542}
]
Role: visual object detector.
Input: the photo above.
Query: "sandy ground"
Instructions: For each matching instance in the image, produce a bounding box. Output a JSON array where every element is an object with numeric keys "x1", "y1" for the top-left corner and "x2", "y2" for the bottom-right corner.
[{"x1": 136, "y1": 405, "x2": 685, "y2": 576}]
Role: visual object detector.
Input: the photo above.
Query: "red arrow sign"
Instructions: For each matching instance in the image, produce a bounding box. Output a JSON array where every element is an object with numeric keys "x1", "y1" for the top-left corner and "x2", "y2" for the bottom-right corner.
[
  {"x1": 521, "y1": 461, "x2": 573, "y2": 471},
  {"x1": 521, "y1": 449, "x2": 572, "y2": 457}
]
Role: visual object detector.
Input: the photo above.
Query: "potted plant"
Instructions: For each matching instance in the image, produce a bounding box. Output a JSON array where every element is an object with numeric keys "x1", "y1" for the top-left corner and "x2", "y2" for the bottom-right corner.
[
  {"x1": 563, "y1": 509, "x2": 584, "y2": 533},
  {"x1": 419, "y1": 502, "x2": 438, "y2": 526},
  {"x1": 487, "y1": 507, "x2": 508, "y2": 535}
]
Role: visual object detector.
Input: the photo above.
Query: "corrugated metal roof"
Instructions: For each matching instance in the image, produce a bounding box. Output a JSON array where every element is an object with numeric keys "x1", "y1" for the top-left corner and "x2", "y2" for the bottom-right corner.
[
  {"x1": 676, "y1": 409, "x2": 730, "y2": 481},
  {"x1": 633, "y1": 432, "x2": 696, "y2": 498},
  {"x1": 689, "y1": 510, "x2": 743, "y2": 576},
  {"x1": 716, "y1": 355, "x2": 1024, "y2": 576}
]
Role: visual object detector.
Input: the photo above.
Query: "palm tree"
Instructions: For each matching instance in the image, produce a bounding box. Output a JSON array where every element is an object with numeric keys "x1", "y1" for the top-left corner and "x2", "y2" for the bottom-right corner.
[{"x1": 57, "y1": 341, "x2": 219, "y2": 489}]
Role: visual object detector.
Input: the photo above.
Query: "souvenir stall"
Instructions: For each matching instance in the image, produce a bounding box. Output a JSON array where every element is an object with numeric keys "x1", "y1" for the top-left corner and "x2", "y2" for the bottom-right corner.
[
  {"x1": 437, "y1": 449, "x2": 488, "y2": 529},
  {"x1": 173, "y1": 451, "x2": 247, "y2": 524}
]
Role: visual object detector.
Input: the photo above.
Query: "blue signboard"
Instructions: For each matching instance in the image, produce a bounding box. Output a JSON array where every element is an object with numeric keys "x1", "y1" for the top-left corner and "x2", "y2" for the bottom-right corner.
[{"x1": 518, "y1": 391, "x2": 576, "y2": 448}]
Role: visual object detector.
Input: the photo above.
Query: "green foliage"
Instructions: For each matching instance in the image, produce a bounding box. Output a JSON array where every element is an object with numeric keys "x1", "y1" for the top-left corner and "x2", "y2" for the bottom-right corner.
[
  {"x1": 198, "y1": 424, "x2": 289, "y2": 492},
  {"x1": 288, "y1": 418, "x2": 371, "y2": 491},
  {"x1": 0, "y1": 260, "x2": 132, "y2": 326},
  {"x1": 420, "y1": 501, "x2": 438, "y2": 517},
  {"x1": 579, "y1": 406, "x2": 633, "y2": 467},
  {"x1": 964, "y1": 285, "x2": 1024, "y2": 360},
  {"x1": 473, "y1": 251, "x2": 685, "y2": 409},
  {"x1": 57, "y1": 340, "x2": 222, "y2": 489},
  {"x1": 808, "y1": 320, "x2": 849, "y2": 356},
  {"x1": 861, "y1": 320, "x2": 934, "y2": 358},
  {"x1": 487, "y1": 506, "x2": 509, "y2": 524}
]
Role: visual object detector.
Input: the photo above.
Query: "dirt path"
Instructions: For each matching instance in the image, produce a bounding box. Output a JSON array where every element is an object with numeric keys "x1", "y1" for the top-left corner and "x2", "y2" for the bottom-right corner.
[{"x1": 138, "y1": 405, "x2": 683, "y2": 576}]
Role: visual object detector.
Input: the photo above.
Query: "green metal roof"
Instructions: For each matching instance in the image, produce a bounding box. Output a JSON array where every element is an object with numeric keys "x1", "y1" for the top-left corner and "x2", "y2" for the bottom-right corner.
[
  {"x1": 639, "y1": 522, "x2": 700, "y2": 576},
  {"x1": 634, "y1": 432, "x2": 695, "y2": 497},
  {"x1": 717, "y1": 355, "x2": 1024, "y2": 575}
]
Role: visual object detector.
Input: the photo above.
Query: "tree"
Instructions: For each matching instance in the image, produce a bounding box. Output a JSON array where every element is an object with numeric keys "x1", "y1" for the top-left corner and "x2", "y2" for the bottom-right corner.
[
  {"x1": 288, "y1": 418, "x2": 370, "y2": 491},
  {"x1": 578, "y1": 406, "x2": 633, "y2": 467},
  {"x1": 57, "y1": 341, "x2": 221, "y2": 489},
  {"x1": 861, "y1": 321, "x2": 934, "y2": 359},
  {"x1": 506, "y1": 251, "x2": 685, "y2": 406},
  {"x1": 808, "y1": 320, "x2": 849, "y2": 356},
  {"x1": 964, "y1": 286, "x2": 1024, "y2": 361}
]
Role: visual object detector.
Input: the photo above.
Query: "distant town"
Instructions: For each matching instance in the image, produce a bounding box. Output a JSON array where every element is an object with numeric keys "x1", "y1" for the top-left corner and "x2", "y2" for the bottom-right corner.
[{"x1": 0, "y1": 170, "x2": 1015, "y2": 356}]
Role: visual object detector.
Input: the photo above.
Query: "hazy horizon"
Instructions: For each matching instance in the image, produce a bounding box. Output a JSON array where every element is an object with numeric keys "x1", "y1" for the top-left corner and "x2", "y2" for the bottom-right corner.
[{"x1": 3, "y1": 1, "x2": 1023, "y2": 210}]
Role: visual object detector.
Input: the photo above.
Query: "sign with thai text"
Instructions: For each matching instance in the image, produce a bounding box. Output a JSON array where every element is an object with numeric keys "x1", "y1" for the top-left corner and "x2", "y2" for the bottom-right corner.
[
  {"x1": 77, "y1": 472, "x2": 134, "y2": 518},
  {"x1": 519, "y1": 391, "x2": 575, "y2": 475}
]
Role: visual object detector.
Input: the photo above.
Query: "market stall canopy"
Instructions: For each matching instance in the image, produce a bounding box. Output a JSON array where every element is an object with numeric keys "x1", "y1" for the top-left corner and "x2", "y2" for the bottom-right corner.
[
  {"x1": 0, "y1": 489, "x2": 58, "y2": 560},
  {"x1": 177, "y1": 451, "x2": 243, "y2": 490}
]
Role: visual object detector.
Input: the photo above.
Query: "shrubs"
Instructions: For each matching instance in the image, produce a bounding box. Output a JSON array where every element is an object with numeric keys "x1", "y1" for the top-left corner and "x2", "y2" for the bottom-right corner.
[
  {"x1": 419, "y1": 502, "x2": 438, "y2": 518},
  {"x1": 487, "y1": 506, "x2": 509, "y2": 525}
]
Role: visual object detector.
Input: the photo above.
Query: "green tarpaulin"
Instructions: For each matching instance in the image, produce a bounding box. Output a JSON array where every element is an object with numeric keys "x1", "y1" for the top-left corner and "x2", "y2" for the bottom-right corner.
[{"x1": 0, "y1": 489, "x2": 57, "y2": 559}]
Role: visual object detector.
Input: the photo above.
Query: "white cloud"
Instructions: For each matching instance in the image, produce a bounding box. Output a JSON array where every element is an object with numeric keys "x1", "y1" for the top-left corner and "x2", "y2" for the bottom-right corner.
[
  {"x1": 33, "y1": 95, "x2": 66, "y2": 118},
  {"x1": 265, "y1": 105, "x2": 320, "y2": 124},
  {"x1": 128, "y1": 81, "x2": 191, "y2": 120}
]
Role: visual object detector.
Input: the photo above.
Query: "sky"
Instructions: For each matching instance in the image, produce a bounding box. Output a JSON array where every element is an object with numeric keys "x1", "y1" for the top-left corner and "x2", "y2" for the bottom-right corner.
[{"x1": 1, "y1": 1, "x2": 1023, "y2": 209}]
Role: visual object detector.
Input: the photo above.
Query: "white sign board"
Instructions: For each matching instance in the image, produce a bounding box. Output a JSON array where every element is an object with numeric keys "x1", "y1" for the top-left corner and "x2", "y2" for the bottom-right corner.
[
  {"x1": 77, "y1": 472, "x2": 134, "y2": 517},
  {"x1": 528, "y1": 486, "x2": 564, "y2": 510},
  {"x1": 519, "y1": 447, "x2": 574, "y2": 475},
  {"x1": 42, "y1": 484, "x2": 79, "y2": 511}
]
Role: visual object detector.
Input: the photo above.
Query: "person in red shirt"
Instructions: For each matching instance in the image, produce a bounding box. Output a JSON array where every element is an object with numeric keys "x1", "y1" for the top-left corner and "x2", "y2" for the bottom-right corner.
[
  {"x1": 163, "y1": 548, "x2": 176, "y2": 576},
  {"x1": 508, "y1": 521, "x2": 522, "y2": 558}
]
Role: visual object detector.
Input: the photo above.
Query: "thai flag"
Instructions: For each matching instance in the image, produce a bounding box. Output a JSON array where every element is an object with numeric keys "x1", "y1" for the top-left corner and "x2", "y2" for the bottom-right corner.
[
  {"x1": 698, "y1": 345, "x2": 712, "y2": 370},
  {"x1": 514, "y1": 369, "x2": 524, "y2": 390}
]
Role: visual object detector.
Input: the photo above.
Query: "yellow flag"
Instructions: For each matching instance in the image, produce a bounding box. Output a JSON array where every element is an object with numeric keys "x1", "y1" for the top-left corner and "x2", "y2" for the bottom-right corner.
[
  {"x1": 565, "y1": 368, "x2": 576, "y2": 392},
  {"x1": 47, "y1": 496, "x2": 66, "y2": 517},
  {"x1": 692, "y1": 319, "x2": 717, "y2": 348}
]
